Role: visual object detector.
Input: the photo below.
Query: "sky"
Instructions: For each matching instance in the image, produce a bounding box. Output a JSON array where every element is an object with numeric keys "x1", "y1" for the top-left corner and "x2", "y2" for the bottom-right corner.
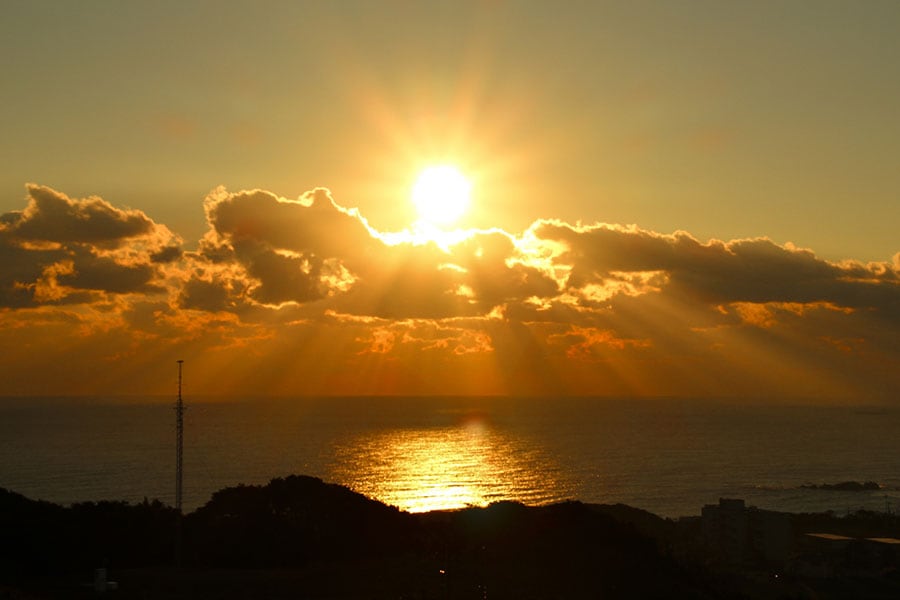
[{"x1": 0, "y1": 1, "x2": 897, "y2": 401}]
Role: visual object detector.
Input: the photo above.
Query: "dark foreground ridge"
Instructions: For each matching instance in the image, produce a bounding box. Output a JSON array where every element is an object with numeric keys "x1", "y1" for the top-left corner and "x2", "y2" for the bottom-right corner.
[{"x1": 2, "y1": 476, "x2": 899, "y2": 599}]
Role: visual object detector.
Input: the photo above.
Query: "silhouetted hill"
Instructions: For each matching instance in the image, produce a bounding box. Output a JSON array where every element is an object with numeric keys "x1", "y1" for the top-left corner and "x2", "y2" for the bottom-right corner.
[
  {"x1": 589, "y1": 502, "x2": 678, "y2": 542},
  {"x1": 0, "y1": 487, "x2": 177, "y2": 584},
  {"x1": 1, "y1": 477, "x2": 717, "y2": 598},
  {"x1": 416, "y1": 500, "x2": 702, "y2": 598},
  {"x1": 187, "y1": 475, "x2": 417, "y2": 566},
  {"x1": 0, "y1": 488, "x2": 68, "y2": 579}
]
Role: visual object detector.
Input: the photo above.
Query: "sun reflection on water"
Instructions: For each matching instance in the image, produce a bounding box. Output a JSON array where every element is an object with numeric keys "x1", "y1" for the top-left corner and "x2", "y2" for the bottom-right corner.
[{"x1": 330, "y1": 417, "x2": 567, "y2": 512}]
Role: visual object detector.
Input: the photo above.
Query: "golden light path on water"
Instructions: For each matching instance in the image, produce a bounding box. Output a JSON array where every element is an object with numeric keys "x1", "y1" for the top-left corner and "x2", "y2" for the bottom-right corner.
[{"x1": 329, "y1": 417, "x2": 571, "y2": 513}]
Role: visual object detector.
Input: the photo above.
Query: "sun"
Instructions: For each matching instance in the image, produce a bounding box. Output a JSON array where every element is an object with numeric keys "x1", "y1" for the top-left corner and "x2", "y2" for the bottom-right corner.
[{"x1": 411, "y1": 165, "x2": 472, "y2": 227}]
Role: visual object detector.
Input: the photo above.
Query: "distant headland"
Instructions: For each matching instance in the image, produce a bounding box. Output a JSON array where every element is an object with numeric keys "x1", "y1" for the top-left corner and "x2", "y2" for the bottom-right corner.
[{"x1": 801, "y1": 480, "x2": 882, "y2": 492}]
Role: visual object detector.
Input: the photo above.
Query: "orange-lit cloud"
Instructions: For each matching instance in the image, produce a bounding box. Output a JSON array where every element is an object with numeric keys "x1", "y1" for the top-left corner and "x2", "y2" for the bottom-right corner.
[
  {"x1": 0, "y1": 184, "x2": 897, "y2": 401},
  {"x1": 0, "y1": 185, "x2": 181, "y2": 308}
]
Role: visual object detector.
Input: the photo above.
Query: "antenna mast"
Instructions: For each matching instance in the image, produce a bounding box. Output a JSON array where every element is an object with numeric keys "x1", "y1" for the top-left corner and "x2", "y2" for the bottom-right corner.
[
  {"x1": 174, "y1": 359, "x2": 185, "y2": 567},
  {"x1": 175, "y1": 359, "x2": 184, "y2": 513}
]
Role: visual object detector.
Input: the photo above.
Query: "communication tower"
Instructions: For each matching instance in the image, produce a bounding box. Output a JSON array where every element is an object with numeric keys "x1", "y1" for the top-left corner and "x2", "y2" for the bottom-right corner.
[
  {"x1": 175, "y1": 359, "x2": 184, "y2": 512},
  {"x1": 175, "y1": 359, "x2": 185, "y2": 566}
]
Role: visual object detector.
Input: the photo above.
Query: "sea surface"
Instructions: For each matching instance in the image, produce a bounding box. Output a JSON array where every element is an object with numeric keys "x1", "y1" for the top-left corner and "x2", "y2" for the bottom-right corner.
[{"x1": 1, "y1": 396, "x2": 898, "y2": 518}]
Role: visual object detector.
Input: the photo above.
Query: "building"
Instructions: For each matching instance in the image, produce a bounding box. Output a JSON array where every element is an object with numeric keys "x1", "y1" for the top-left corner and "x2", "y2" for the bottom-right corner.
[
  {"x1": 797, "y1": 534, "x2": 900, "y2": 577},
  {"x1": 701, "y1": 498, "x2": 792, "y2": 568}
]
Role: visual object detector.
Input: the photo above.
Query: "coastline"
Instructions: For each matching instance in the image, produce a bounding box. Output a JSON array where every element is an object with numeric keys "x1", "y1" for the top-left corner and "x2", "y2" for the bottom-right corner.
[
  {"x1": 3, "y1": 475, "x2": 899, "y2": 599},
  {"x1": 3, "y1": 397, "x2": 899, "y2": 519}
]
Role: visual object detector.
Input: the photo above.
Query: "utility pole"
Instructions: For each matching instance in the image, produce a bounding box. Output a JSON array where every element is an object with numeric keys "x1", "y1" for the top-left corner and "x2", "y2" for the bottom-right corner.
[{"x1": 175, "y1": 359, "x2": 184, "y2": 567}]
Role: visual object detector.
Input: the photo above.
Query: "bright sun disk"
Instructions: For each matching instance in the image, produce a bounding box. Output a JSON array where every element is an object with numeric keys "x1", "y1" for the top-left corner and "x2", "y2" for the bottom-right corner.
[{"x1": 412, "y1": 165, "x2": 471, "y2": 227}]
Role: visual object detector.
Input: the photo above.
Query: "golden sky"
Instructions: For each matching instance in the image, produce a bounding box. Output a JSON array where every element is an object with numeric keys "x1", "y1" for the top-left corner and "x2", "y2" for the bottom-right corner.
[{"x1": 0, "y1": 2, "x2": 898, "y2": 400}]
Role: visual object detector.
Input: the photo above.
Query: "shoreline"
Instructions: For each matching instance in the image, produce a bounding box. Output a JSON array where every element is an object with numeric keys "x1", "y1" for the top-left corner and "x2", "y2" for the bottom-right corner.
[{"x1": 3, "y1": 475, "x2": 899, "y2": 599}]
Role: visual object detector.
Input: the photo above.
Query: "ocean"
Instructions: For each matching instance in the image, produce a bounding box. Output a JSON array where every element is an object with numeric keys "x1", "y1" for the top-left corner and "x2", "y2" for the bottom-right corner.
[{"x1": 1, "y1": 396, "x2": 898, "y2": 518}]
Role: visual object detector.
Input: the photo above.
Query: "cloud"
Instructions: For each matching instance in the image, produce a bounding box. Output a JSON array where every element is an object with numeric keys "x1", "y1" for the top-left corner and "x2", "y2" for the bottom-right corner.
[
  {"x1": 150, "y1": 245, "x2": 183, "y2": 263},
  {"x1": 6, "y1": 185, "x2": 157, "y2": 245},
  {"x1": 532, "y1": 220, "x2": 899, "y2": 316},
  {"x1": 0, "y1": 183, "x2": 897, "y2": 400},
  {"x1": 196, "y1": 187, "x2": 378, "y2": 307},
  {"x1": 0, "y1": 185, "x2": 181, "y2": 308},
  {"x1": 193, "y1": 187, "x2": 559, "y2": 319},
  {"x1": 179, "y1": 277, "x2": 237, "y2": 313}
]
